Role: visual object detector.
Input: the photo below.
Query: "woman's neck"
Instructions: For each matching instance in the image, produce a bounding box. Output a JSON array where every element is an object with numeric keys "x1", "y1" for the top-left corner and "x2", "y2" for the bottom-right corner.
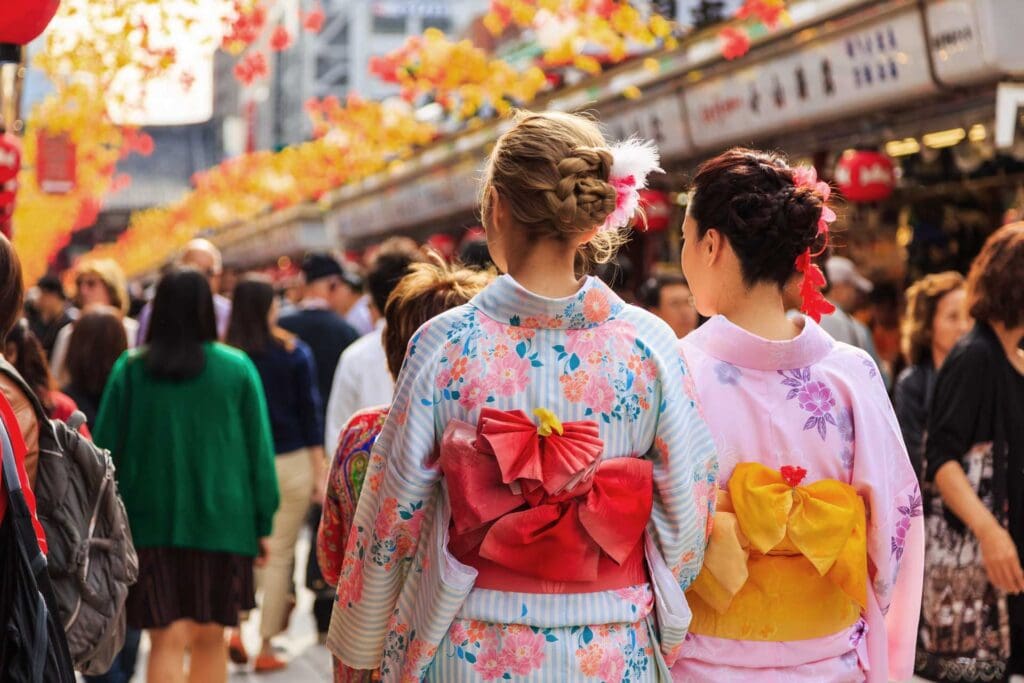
[
  {"x1": 931, "y1": 346, "x2": 949, "y2": 370},
  {"x1": 717, "y1": 282, "x2": 799, "y2": 341},
  {"x1": 504, "y1": 238, "x2": 582, "y2": 299},
  {"x1": 991, "y1": 321, "x2": 1024, "y2": 375}
]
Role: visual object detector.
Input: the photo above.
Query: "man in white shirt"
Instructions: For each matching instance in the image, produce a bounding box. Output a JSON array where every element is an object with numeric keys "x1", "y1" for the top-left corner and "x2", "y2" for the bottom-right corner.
[{"x1": 324, "y1": 247, "x2": 423, "y2": 453}]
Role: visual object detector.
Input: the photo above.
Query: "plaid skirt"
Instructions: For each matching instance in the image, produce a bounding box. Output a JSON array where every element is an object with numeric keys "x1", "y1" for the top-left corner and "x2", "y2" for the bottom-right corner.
[{"x1": 127, "y1": 547, "x2": 256, "y2": 629}]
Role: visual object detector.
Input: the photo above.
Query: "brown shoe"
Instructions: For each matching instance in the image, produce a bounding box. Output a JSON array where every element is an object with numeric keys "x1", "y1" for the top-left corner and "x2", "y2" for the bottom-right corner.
[
  {"x1": 254, "y1": 652, "x2": 288, "y2": 673},
  {"x1": 228, "y1": 632, "x2": 249, "y2": 665}
]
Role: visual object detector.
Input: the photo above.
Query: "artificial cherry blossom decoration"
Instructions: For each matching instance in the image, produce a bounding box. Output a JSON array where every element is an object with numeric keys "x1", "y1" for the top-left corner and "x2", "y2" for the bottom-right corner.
[
  {"x1": 269, "y1": 25, "x2": 292, "y2": 52},
  {"x1": 302, "y1": 6, "x2": 325, "y2": 34},
  {"x1": 719, "y1": 27, "x2": 751, "y2": 60}
]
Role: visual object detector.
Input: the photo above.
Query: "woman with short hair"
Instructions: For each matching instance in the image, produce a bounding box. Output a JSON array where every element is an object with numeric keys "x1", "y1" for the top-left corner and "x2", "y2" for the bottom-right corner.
[
  {"x1": 917, "y1": 222, "x2": 1024, "y2": 681},
  {"x1": 893, "y1": 272, "x2": 971, "y2": 479}
]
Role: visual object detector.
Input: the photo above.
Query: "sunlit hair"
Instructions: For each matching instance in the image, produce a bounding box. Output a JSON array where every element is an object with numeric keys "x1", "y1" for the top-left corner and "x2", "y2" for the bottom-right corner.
[
  {"x1": 479, "y1": 110, "x2": 624, "y2": 266},
  {"x1": 383, "y1": 252, "x2": 493, "y2": 380},
  {"x1": 75, "y1": 258, "x2": 130, "y2": 315},
  {"x1": 901, "y1": 271, "x2": 965, "y2": 366}
]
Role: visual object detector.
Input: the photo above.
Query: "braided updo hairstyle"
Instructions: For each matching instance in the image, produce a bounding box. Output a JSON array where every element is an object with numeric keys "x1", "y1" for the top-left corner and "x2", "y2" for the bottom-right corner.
[
  {"x1": 689, "y1": 148, "x2": 828, "y2": 288},
  {"x1": 480, "y1": 110, "x2": 624, "y2": 265}
]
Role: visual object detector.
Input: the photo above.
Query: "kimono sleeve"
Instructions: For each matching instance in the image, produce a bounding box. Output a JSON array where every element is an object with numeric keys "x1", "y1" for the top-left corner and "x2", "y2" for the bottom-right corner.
[
  {"x1": 240, "y1": 357, "x2": 280, "y2": 539},
  {"x1": 647, "y1": 340, "x2": 718, "y2": 590},
  {"x1": 847, "y1": 352, "x2": 923, "y2": 682},
  {"x1": 329, "y1": 326, "x2": 442, "y2": 670}
]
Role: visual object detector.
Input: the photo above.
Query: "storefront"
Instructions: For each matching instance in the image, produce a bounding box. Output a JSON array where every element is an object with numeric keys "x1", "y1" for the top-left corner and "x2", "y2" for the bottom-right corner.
[{"x1": 225, "y1": 0, "x2": 1024, "y2": 283}]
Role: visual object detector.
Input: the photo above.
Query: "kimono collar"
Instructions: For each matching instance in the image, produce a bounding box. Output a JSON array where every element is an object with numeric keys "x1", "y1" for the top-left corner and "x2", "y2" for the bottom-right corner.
[
  {"x1": 471, "y1": 274, "x2": 626, "y2": 330},
  {"x1": 687, "y1": 314, "x2": 834, "y2": 371}
]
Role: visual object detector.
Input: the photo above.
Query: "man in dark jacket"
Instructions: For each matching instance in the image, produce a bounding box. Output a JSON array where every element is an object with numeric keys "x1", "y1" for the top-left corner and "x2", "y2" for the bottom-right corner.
[{"x1": 277, "y1": 252, "x2": 359, "y2": 639}]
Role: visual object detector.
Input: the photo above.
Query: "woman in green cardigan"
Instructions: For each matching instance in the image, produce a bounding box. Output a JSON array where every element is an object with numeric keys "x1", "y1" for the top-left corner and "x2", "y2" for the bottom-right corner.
[{"x1": 94, "y1": 268, "x2": 279, "y2": 683}]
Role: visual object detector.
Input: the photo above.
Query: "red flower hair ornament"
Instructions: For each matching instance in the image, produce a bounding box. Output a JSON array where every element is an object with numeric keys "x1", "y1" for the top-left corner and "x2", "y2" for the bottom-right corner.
[{"x1": 791, "y1": 165, "x2": 836, "y2": 323}]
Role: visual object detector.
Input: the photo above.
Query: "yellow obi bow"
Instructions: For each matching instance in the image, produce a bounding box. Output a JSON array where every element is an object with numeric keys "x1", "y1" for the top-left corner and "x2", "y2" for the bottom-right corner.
[{"x1": 688, "y1": 463, "x2": 867, "y2": 642}]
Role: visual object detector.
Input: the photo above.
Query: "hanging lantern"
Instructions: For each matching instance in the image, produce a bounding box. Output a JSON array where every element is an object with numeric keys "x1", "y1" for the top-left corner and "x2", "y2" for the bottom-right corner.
[
  {"x1": 834, "y1": 150, "x2": 896, "y2": 203},
  {"x1": 0, "y1": 1, "x2": 61, "y2": 61},
  {"x1": 0, "y1": 133, "x2": 20, "y2": 184}
]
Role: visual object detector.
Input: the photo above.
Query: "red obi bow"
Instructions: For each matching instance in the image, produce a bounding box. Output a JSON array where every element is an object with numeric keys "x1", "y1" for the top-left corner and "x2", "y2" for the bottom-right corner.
[{"x1": 439, "y1": 408, "x2": 653, "y2": 583}]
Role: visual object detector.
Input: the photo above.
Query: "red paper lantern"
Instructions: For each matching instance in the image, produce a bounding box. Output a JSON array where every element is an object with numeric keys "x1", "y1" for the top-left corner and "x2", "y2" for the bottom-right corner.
[
  {"x1": 835, "y1": 150, "x2": 895, "y2": 203},
  {"x1": 0, "y1": 133, "x2": 20, "y2": 184},
  {"x1": 638, "y1": 189, "x2": 672, "y2": 232},
  {"x1": 0, "y1": 1, "x2": 60, "y2": 46}
]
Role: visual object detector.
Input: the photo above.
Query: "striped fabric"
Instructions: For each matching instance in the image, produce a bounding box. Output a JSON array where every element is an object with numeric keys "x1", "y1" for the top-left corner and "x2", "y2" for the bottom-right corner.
[{"x1": 327, "y1": 275, "x2": 718, "y2": 682}]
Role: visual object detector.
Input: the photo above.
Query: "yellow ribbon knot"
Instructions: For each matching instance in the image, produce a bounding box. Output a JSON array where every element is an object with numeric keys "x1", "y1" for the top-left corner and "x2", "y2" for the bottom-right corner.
[{"x1": 688, "y1": 462, "x2": 868, "y2": 641}]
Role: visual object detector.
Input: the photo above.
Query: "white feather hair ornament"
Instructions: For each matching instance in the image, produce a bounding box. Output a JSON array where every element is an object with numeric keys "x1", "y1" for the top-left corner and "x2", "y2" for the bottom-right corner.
[{"x1": 599, "y1": 138, "x2": 664, "y2": 233}]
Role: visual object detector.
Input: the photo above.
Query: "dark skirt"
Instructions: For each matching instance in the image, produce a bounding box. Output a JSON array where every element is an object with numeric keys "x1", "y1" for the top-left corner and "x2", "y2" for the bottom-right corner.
[{"x1": 127, "y1": 547, "x2": 256, "y2": 630}]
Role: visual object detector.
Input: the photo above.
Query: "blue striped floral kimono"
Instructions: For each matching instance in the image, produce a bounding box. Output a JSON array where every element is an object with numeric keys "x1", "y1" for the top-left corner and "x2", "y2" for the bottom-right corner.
[{"x1": 326, "y1": 274, "x2": 717, "y2": 682}]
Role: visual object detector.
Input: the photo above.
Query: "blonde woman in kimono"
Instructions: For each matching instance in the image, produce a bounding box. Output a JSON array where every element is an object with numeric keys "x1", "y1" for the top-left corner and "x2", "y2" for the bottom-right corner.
[
  {"x1": 327, "y1": 110, "x2": 717, "y2": 681},
  {"x1": 673, "y1": 148, "x2": 924, "y2": 682}
]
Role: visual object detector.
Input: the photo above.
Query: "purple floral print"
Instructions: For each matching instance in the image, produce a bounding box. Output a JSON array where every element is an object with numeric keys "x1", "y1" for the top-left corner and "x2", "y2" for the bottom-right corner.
[
  {"x1": 780, "y1": 369, "x2": 838, "y2": 440},
  {"x1": 714, "y1": 361, "x2": 741, "y2": 385},
  {"x1": 891, "y1": 486, "x2": 923, "y2": 563},
  {"x1": 848, "y1": 618, "x2": 868, "y2": 648}
]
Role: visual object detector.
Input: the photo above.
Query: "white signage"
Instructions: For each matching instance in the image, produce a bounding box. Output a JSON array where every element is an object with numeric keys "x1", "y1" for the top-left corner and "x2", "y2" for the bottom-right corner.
[
  {"x1": 685, "y1": 9, "x2": 938, "y2": 149},
  {"x1": 602, "y1": 89, "x2": 694, "y2": 162},
  {"x1": 329, "y1": 158, "x2": 481, "y2": 242}
]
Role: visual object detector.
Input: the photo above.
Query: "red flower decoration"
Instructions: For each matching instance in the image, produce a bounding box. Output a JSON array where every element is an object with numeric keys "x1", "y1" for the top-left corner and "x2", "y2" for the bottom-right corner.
[
  {"x1": 233, "y1": 51, "x2": 269, "y2": 85},
  {"x1": 269, "y1": 25, "x2": 292, "y2": 52},
  {"x1": 736, "y1": 0, "x2": 784, "y2": 29},
  {"x1": 719, "y1": 27, "x2": 751, "y2": 60},
  {"x1": 303, "y1": 7, "x2": 325, "y2": 34},
  {"x1": 780, "y1": 465, "x2": 807, "y2": 488},
  {"x1": 795, "y1": 249, "x2": 836, "y2": 323}
]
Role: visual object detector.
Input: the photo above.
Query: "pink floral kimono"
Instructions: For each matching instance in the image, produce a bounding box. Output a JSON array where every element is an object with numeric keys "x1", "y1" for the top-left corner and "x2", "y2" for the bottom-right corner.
[{"x1": 674, "y1": 315, "x2": 923, "y2": 682}]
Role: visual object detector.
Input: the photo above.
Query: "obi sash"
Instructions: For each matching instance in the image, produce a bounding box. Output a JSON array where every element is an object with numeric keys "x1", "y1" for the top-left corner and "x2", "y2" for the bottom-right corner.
[
  {"x1": 438, "y1": 407, "x2": 653, "y2": 593},
  {"x1": 687, "y1": 462, "x2": 868, "y2": 642}
]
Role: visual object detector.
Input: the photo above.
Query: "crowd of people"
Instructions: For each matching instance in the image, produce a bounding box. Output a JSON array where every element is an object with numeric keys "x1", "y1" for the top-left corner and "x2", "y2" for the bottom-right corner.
[{"x1": 0, "y1": 108, "x2": 1022, "y2": 683}]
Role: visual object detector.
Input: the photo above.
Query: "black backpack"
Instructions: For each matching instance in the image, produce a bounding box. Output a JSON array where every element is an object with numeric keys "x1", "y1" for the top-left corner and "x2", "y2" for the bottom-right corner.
[
  {"x1": 0, "y1": 415, "x2": 76, "y2": 682},
  {"x1": 0, "y1": 360, "x2": 138, "y2": 675}
]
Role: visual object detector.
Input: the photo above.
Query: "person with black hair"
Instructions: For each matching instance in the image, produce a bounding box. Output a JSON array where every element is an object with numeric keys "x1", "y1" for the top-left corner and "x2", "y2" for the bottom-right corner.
[
  {"x1": 92, "y1": 268, "x2": 279, "y2": 683},
  {"x1": 674, "y1": 148, "x2": 921, "y2": 681},
  {"x1": 225, "y1": 275, "x2": 323, "y2": 673},
  {"x1": 29, "y1": 274, "x2": 74, "y2": 359},
  {"x1": 323, "y1": 246, "x2": 422, "y2": 455},
  {"x1": 638, "y1": 273, "x2": 698, "y2": 338}
]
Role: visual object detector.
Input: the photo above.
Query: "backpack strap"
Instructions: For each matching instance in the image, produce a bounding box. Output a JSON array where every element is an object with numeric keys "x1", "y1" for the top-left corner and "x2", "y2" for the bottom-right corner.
[{"x1": 1, "y1": 419, "x2": 52, "y2": 682}]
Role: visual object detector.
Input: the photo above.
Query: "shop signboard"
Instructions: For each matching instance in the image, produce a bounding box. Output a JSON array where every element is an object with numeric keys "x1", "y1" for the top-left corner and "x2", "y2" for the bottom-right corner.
[
  {"x1": 602, "y1": 89, "x2": 694, "y2": 162},
  {"x1": 927, "y1": 0, "x2": 1024, "y2": 85},
  {"x1": 222, "y1": 219, "x2": 330, "y2": 267},
  {"x1": 684, "y1": 9, "x2": 938, "y2": 150},
  {"x1": 328, "y1": 157, "x2": 480, "y2": 242}
]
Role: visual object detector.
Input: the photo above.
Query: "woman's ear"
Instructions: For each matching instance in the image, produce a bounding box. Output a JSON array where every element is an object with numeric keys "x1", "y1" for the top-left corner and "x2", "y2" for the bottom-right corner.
[{"x1": 703, "y1": 227, "x2": 723, "y2": 267}]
